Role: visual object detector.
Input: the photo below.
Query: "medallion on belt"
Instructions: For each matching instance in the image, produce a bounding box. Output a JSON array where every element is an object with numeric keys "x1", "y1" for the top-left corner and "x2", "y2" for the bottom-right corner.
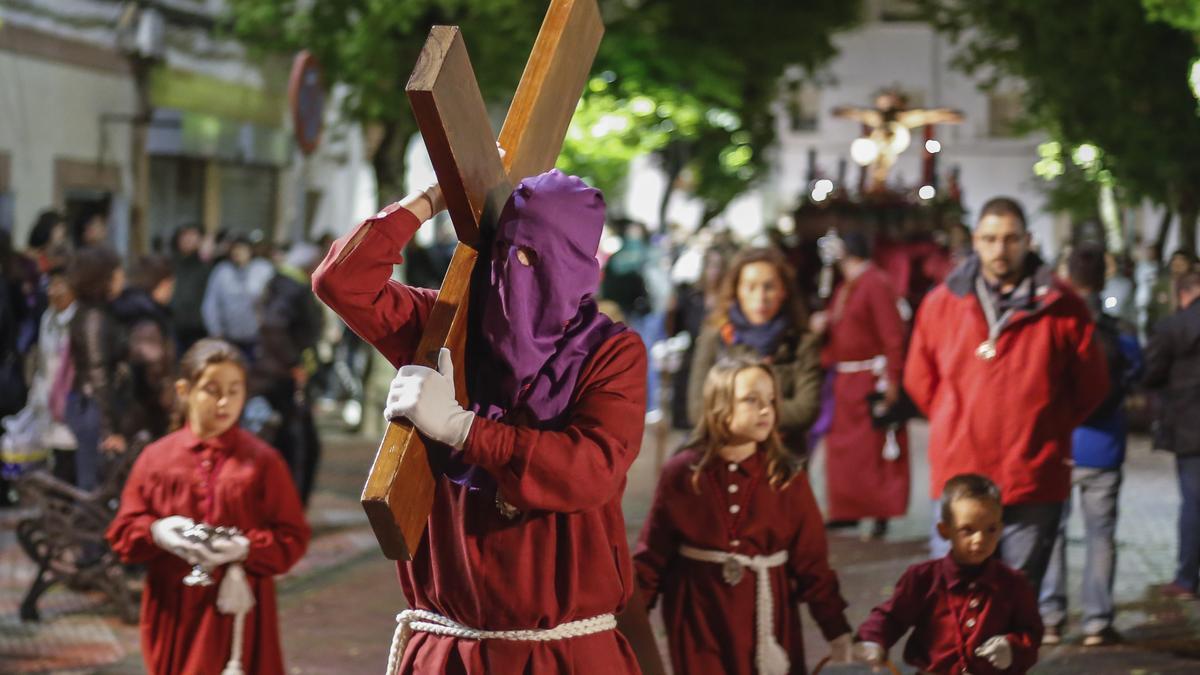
[
  {"x1": 975, "y1": 340, "x2": 998, "y2": 361},
  {"x1": 722, "y1": 558, "x2": 745, "y2": 585}
]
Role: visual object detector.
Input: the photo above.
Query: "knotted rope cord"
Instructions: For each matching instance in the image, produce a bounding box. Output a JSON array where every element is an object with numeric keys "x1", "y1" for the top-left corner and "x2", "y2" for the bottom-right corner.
[
  {"x1": 385, "y1": 609, "x2": 617, "y2": 675},
  {"x1": 679, "y1": 544, "x2": 790, "y2": 675}
]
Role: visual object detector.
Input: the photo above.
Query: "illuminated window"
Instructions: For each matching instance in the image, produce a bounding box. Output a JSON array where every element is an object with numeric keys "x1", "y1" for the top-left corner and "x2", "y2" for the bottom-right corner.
[{"x1": 988, "y1": 90, "x2": 1025, "y2": 138}]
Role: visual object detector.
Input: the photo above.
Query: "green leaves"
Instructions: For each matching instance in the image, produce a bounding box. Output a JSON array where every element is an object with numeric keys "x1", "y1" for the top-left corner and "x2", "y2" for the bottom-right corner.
[
  {"x1": 225, "y1": 0, "x2": 860, "y2": 217},
  {"x1": 922, "y1": 0, "x2": 1200, "y2": 226}
]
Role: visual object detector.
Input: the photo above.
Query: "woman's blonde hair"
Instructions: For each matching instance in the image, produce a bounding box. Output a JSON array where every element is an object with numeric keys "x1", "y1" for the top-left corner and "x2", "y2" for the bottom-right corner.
[
  {"x1": 681, "y1": 356, "x2": 799, "y2": 492},
  {"x1": 706, "y1": 246, "x2": 807, "y2": 331}
]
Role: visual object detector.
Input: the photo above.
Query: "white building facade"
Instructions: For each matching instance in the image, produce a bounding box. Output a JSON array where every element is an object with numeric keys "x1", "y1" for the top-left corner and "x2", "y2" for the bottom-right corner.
[{"x1": 0, "y1": 0, "x2": 373, "y2": 252}]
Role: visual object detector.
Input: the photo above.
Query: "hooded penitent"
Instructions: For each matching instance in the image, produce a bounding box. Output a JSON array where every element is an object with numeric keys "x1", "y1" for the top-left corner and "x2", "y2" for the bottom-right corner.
[{"x1": 449, "y1": 169, "x2": 625, "y2": 489}]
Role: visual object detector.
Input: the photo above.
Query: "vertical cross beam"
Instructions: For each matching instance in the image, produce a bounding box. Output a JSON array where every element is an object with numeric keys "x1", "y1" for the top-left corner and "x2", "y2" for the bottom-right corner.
[{"x1": 360, "y1": 0, "x2": 603, "y2": 561}]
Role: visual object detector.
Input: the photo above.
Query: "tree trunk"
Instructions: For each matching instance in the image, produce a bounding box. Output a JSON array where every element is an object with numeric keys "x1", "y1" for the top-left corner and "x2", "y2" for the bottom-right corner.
[
  {"x1": 1154, "y1": 207, "x2": 1174, "y2": 262},
  {"x1": 656, "y1": 142, "x2": 689, "y2": 231},
  {"x1": 1178, "y1": 189, "x2": 1198, "y2": 257},
  {"x1": 697, "y1": 203, "x2": 724, "y2": 231},
  {"x1": 370, "y1": 118, "x2": 419, "y2": 208}
]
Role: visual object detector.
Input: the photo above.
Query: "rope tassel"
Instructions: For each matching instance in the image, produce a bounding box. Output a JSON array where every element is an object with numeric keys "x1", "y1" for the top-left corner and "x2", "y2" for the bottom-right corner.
[{"x1": 217, "y1": 563, "x2": 255, "y2": 675}]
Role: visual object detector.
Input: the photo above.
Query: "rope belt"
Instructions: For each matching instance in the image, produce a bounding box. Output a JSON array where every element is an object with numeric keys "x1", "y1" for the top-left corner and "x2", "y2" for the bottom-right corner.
[
  {"x1": 385, "y1": 608, "x2": 617, "y2": 675},
  {"x1": 678, "y1": 544, "x2": 791, "y2": 675},
  {"x1": 833, "y1": 355, "x2": 886, "y2": 375},
  {"x1": 832, "y1": 355, "x2": 902, "y2": 461}
]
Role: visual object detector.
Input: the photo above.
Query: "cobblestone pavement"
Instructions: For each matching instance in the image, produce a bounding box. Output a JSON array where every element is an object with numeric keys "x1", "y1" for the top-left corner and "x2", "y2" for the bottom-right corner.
[{"x1": 2, "y1": 423, "x2": 1198, "y2": 674}]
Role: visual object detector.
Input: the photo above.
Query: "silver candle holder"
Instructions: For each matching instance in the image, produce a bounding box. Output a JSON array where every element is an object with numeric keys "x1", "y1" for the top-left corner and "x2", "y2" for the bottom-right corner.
[{"x1": 180, "y1": 523, "x2": 243, "y2": 587}]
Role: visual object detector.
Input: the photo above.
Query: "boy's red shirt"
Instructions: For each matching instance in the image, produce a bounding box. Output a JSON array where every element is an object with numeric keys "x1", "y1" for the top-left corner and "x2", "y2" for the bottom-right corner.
[{"x1": 857, "y1": 554, "x2": 1043, "y2": 675}]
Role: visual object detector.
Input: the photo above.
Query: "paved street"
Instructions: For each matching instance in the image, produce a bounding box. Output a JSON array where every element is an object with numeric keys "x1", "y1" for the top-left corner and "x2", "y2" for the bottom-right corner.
[{"x1": 2, "y1": 422, "x2": 1198, "y2": 674}]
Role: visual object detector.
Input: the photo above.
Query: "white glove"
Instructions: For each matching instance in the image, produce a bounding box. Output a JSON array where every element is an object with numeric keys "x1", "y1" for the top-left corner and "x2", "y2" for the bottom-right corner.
[
  {"x1": 195, "y1": 533, "x2": 251, "y2": 568},
  {"x1": 975, "y1": 635, "x2": 1013, "y2": 669},
  {"x1": 150, "y1": 515, "x2": 203, "y2": 564},
  {"x1": 383, "y1": 348, "x2": 475, "y2": 450},
  {"x1": 828, "y1": 632, "x2": 854, "y2": 663},
  {"x1": 854, "y1": 641, "x2": 887, "y2": 668}
]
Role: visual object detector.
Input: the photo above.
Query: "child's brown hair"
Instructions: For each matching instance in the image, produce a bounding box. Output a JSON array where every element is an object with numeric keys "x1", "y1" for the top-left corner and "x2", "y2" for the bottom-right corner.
[
  {"x1": 681, "y1": 356, "x2": 799, "y2": 492},
  {"x1": 940, "y1": 473, "x2": 1003, "y2": 525},
  {"x1": 171, "y1": 338, "x2": 248, "y2": 431}
]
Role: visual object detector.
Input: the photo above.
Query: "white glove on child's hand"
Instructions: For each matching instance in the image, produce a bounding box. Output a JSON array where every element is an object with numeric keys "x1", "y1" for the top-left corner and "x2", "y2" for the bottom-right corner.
[
  {"x1": 383, "y1": 348, "x2": 475, "y2": 450},
  {"x1": 975, "y1": 635, "x2": 1013, "y2": 669},
  {"x1": 854, "y1": 641, "x2": 887, "y2": 670},
  {"x1": 196, "y1": 534, "x2": 251, "y2": 568},
  {"x1": 828, "y1": 633, "x2": 854, "y2": 663},
  {"x1": 150, "y1": 515, "x2": 202, "y2": 564}
]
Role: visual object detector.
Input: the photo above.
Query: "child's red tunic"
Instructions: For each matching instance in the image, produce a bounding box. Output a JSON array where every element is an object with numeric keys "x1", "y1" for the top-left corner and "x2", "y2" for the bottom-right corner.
[
  {"x1": 634, "y1": 448, "x2": 851, "y2": 674},
  {"x1": 857, "y1": 555, "x2": 1044, "y2": 674},
  {"x1": 107, "y1": 426, "x2": 311, "y2": 675},
  {"x1": 312, "y1": 205, "x2": 647, "y2": 674}
]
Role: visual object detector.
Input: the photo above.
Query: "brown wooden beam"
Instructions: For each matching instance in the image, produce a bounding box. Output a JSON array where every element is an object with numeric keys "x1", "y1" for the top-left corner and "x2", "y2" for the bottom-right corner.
[{"x1": 363, "y1": 0, "x2": 604, "y2": 561}]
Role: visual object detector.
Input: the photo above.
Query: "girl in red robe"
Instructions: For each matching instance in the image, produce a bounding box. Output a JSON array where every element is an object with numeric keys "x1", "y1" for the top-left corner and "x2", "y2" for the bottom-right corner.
[
  {"x1": 634, "y1": 357, "x2": 853, "y2": 675},
  {"x1": 107, "y1": 338, "x2": 311, "y2": 675}
]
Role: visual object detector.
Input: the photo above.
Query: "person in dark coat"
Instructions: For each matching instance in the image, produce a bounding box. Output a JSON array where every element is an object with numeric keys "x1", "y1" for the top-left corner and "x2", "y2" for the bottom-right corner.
[
  {"x1": 1144, "y1": 270, "x2": 1200, "y2": 599},
  {"x1": 169, "y1": 224, "x2": 212, "y2": 354},
  {"x1": 112, "y1": 255, "x2": 177, "y2": 439},
  {"x1": 66, "y1": 247, "x2": 129, "y2": 490},
  {"x1": 253, "y1": 243, "x2": 324, "y2": 504}
]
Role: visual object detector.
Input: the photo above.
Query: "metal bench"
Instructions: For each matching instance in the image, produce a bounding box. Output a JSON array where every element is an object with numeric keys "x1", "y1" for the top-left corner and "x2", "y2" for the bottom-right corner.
[{"x1": 14, "y1": 437, "x2": 145, "y2": 624}]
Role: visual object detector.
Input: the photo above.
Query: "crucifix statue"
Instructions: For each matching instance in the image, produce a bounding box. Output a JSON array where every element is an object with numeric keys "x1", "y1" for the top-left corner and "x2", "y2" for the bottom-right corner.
[{"x1": 834, "y1": 89, "x2": 963, "y2": 192}]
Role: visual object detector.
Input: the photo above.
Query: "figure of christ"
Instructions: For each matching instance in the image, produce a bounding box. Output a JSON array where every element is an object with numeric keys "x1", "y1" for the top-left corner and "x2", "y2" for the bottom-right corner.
[
  {"x1": 313, "y1": 169, "x2": 648, "y2": 674},
  {"x1": 833, "y1": 89, "x2": 963, "y2": 191}
]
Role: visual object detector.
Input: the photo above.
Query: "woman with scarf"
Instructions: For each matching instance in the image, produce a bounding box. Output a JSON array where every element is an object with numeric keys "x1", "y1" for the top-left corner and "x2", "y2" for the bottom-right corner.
[
  {"x1": 313, "y1": 169, "x2": 648, "y2": 674},
  {"x1": 687, "y1": 247, "x2": 822, "y2": 461}
]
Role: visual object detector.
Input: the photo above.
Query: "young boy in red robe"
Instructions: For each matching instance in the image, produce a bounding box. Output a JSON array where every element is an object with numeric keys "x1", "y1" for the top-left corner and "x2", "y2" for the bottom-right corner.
[
  {"x1": 856, "y1": 473, "x2": 1043, "y2": 674},
  {"x1": 107, "y1": 339, "x2": 311, "y2": 675},
  {"x1": 313, "y1": 169, "x2": 647, "y2": 674},
  {"x1": 634, "y1": 357, "x2": 853, "y2": 675}
]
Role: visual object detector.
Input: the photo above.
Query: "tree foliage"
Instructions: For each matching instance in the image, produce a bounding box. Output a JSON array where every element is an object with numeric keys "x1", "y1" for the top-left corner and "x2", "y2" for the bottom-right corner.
[
  {"x1": 225, "y1": 0, "x2": 545, "y2": 203},
  {"x1": 226, "y1": 0, "x2": 859, "y2": 222},
  {"x1": 918, "y1": 0, "x2": 1200, "y2": 252},
  {"x1": 592, "y1": 0, "x2": 859, "y2": 225},
  {"x1": 1143, "y1": 0, "x2": 1200, "y2": 35}
]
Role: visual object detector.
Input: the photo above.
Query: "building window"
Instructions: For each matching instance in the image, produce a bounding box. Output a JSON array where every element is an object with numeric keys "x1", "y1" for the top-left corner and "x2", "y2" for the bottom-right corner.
[
  {"x1": 988, "y1": 90, "x2": 1025, "y2": 138},
  {"x1": 148, "y1": 156, "x2": 206, "y2": 243},
  {"x1": 784, "y1": 79, "x2": 821, "y2": 133},
  {"x1": 219, "y1": 163, "x2": 277, "y2": 238},
  {"x1": 877, "y1": 0, "x2": 924, "y2": 22}
]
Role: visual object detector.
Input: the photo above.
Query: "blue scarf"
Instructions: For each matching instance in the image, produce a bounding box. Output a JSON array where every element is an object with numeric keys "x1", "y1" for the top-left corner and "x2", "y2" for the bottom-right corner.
[{"x1": 728, "y1": 304, "x2": 789, "y2": 357}]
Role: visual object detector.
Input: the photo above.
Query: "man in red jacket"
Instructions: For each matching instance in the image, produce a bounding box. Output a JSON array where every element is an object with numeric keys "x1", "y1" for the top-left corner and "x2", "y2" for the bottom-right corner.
[{"x1": 904, "y1": 197, "x2": 1109, "y2": 592}]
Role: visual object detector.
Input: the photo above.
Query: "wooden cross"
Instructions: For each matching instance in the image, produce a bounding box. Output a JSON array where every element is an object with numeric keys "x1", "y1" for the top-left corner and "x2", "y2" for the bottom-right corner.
[{"x1": 361, "y1": 0, "x2": 604, "y2": 562}]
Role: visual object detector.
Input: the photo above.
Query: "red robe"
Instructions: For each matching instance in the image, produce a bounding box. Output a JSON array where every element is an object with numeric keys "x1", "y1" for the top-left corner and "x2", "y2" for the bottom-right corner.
[
  {"x1": 857, "y1": 555, "x2": 1043, "y2": 674},
  {"x1": 820, "y1": 265, "x2": 910, "y2": 521},
  {"x1": 633, "y1": 449, "x2": 851, "y2": 675},
  {"x1": 107, "y1": 426, "x2": 311, "y2": 675},
  {"x1": 312, "y1": 205, "x2": 647, "y2": 674}
]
